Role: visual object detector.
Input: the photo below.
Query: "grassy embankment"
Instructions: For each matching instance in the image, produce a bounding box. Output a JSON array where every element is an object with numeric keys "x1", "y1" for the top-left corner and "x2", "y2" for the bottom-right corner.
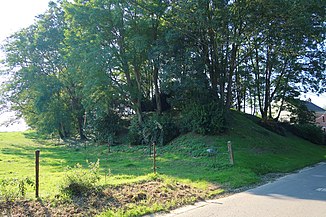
[{"x1": 0, "y1": 111, "x2": 325, "y2": 216}]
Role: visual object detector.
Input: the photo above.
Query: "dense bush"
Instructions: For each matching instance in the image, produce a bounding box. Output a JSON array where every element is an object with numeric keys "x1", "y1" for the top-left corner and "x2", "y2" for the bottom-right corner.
[
  {"x1": 180, "y1": 102, "x2": 225, "y2": 135},
  {"x1": 284, "y1": 123, "x2": 326, "y2": 145},
  {"x1": 60, "y1": 160, "x2": 101, "y2": 197},
  {"x1": 154, "y1": 113, "x2": 180, "y2": 145},
  {"x1": 162, "y1": 72, "x2": 225, "y2": 135},
  {"x1": 128, "y1": 117, "x2": 143, "y2": 146},
  {"x1": 128, "y1": 113, "x2": 180, "y2": 146},
  {"x1": 128, "y1": 102, "x2": 225, "y2": 146},
  {"x1": 86, "y1": 110, "x2": 125, "y2": 143}
]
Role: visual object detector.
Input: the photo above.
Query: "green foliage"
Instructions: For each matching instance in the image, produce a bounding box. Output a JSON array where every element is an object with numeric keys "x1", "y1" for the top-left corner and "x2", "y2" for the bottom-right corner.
[
  {"x1": 163, "y1": 72, "x2": 225, "y2": 135},
  {"x1": 2, "y1": 0, "x2": 325, "y2": 141},
  {"x1": 163, "y1": 70, "x2": 211, "y2": 110},
  {"x1": 86, "y1": 110, "x2": 124, "y2": 143},
  {"x1": 0, "y1": 110, "x2": 326, "y2": 213},
  {"x1": 1, "y1": 1, "x2": 81, "y2": 140},
  {"x1": 0, "y1": 177, "x2": 34, "y2": 201},
  {"x1": 287, "y1": 99, "x2": 316, "y2": 124},
  {"x1": 128, "y1": 113, "x2": 180, "y2": 146},
  {"x1": 127, "y1": 116, "x2": 143, "y2": 146},
  {"x1": 284, "y1": 123, "x2": 326, "y2": 145},
  {"x1": 156, "y1": 113, "x2": 181, "y2": 145},
  {"x1": 60, "y1": 160, "x2": 101, "y2": 197},
  {"x1": 181, "y1": 102, "x2": 225, "y2": 135}
]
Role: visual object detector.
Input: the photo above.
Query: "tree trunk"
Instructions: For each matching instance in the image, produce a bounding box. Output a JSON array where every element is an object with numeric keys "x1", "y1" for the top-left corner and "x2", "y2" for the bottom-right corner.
[
  {"x1": 117, "y1": 19, "x2": 142, "y2": 124},
  {"x1": 275, "y1": 75, "x2": 289, "y2": 121},
  {"x1": 262, "y1": 46, "x2": 273, "y2": 122},
  {"x1": 58, "y1": 122, "x2": 69, "y2": 140},
  {"x1": 134, "y1": 65, "x2": 143, "y2": 124},
  {"x1": 253, "y1": 46, "x2": 264, "y2": 118},
  {"x1": 235, "y1": 65, "x2": 241, "y2": 111},
  {"x1": 152, "y1": 18, "x2": 161, "y2": 114},
  {"x1": 226, "y1": 43, "x2": 238, "y2": 110},
  {"x1": 153, "y1": 65, "x2": 161, "y2": 114},
  {"x1": 243, "y1": 86, "x2": 246, "y2": 113},
  {"x1": 275, "y1": 95, "x2": 285, "y2": 121},
  {"x1": 58, "y1": 129, "x2": 65, "y2": 140},
  {"x1": 77, "y1": 115, "x2": 87, "y2": 140}
]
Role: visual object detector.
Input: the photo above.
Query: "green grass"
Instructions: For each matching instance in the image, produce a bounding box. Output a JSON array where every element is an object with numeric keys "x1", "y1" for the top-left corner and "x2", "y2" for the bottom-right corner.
[
  {"x1": 0, "y1": 131, "x2": 156, "y2": 198},
  {"x1": 0, "y1": 111, "x2": 326, "y2": 214}
]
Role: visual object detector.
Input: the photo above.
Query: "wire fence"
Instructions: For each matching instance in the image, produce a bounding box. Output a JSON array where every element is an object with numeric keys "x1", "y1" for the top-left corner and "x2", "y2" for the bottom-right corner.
[{"x1": 0, "y1": 140, "x2": 235, "y2": 200}]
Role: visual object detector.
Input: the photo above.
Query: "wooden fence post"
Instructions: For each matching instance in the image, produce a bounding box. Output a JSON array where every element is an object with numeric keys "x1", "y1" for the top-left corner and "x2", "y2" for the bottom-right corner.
[
  {"x1": 35, "y1": 150, "x2": 40, "y2": 198},
  {"x1": 227, "y1": 141, "x2": 234, "y2": 165}
]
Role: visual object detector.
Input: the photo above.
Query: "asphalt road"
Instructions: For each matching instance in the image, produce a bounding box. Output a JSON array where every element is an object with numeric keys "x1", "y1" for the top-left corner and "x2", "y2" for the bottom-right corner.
[{"x1": 150, "y1": 162, "x2": 326, "y2": 217}]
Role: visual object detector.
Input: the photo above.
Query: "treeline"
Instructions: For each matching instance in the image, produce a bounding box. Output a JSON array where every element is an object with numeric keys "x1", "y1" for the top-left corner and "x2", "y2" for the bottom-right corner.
[{"x1": 0, "y1": 0, "x2": 325, "y2": 143}]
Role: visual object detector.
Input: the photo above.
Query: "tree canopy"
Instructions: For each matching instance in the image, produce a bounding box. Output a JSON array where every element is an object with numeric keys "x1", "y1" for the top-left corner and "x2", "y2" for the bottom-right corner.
[{"x1": 1, "y1": 0, "x2": 325, "y2": 142}]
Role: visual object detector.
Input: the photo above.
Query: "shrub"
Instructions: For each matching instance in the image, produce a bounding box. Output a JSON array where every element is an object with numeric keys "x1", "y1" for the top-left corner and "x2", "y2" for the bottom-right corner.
[
  {"x1": 128, "y1": 113, "x2": 180, "y2": 146},
  {"x1": 137, "y1": 113, "x2": 180, "y2": 146},
  {"x1": 180, "y1": 102, "x2": 225, "y2": 135},
  {"x1": 127, "y1": 117, "x2": 143, "y2": 146},
  {"x1": 284, "y1": 123, "x2": 326, "y2": 145},
  {"x1": 86, "y1": 110, "x2": 125, "y2": 143},
  {"x1": 60, "y1": 160, "x2": 101, "y2": 197},
  {"x1": 0, "y1": 177, "x2": 34, "y2": 201},
  {"x1": 154, "y1": 113, "x2": 180, "y2": 145}
]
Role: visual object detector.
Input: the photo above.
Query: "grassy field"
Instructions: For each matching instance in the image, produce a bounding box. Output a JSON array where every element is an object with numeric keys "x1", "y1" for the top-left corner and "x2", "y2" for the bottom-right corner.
[{"x1": 0, "y1": 111, "x2": 326, "y2": 215}]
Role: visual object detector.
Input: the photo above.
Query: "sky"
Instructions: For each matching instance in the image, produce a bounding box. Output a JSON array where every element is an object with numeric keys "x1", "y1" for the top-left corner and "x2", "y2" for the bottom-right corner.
[
  {"x1": 0, "y1": 0, "x2": 50, "y2": 42},
  {"x1": 0, "y1": 0, "x2": 325, "y2": 131},
  {"x1": 0, "y1": 0, "x2": 50, "y2": 131},
  {"x1": 0, "y1": 0, "x2": 50, "y2": 81}
]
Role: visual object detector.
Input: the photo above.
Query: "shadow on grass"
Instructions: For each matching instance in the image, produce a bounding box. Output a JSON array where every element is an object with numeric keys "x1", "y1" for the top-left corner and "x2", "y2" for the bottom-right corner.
[
  {"x1": 1, "y1": 131, "x2": 325, "y2": 196},
  {"x1": 1, "y1": 137, "x2": 237, "y2": 185}
]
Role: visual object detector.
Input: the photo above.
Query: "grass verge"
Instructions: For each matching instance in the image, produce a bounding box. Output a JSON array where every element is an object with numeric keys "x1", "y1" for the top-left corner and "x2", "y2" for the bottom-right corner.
[{"x1": 0, "y1": 111, "x2": 325, "y2": 216}]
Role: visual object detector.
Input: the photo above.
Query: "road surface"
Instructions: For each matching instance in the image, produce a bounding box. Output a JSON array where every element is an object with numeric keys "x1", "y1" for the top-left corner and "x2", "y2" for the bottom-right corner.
[{"x1": 150, "y1": 162, "x2": 326, "y2": 217}]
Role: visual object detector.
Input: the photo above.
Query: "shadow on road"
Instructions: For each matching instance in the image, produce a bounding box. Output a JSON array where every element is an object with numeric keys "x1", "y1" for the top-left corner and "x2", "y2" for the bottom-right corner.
[{"x1": 247, "y1": 162, "x2": 326, "y2": 201}]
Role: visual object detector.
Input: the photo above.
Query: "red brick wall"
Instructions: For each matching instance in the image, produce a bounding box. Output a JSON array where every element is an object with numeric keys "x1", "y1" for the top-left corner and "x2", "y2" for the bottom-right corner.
[{"x1": 315, "y1": 112, "x2": 326, "y2": 132}]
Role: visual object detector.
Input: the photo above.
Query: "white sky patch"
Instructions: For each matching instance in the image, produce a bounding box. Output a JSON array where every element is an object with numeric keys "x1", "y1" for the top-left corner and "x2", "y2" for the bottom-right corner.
[
  {"x1": 301, "y1": 93, "x2": 326, "y2": 109},
  {"x1": 0, "y1": 0, "x2": 50, "y2": 42},
  {"x1": 0, "y1": 111, "x2": 29, "y2": 132},
  {"x1": 0, "y1": 0, "x2": 50, "y2": 132}
]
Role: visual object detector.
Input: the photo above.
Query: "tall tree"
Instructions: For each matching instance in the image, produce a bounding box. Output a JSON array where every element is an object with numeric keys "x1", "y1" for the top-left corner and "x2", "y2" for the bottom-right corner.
[{"x1": 1, "y1": 1, "x2": 87, "y2": 139}]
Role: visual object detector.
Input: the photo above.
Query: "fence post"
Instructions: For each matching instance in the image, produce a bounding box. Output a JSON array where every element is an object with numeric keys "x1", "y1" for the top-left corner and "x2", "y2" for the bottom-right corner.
[
  {"x1": 35, "y1": 150, "x2": 40, "y2": 198},
  {"x1": 227, "y1": 141, "x2": 234, "y2": 165},
  {"x1": 108, "y1": 142, "x2": 111, "y2": 153},
  {"x1": 153, "y1": 142, "x2": 157, "y2": 174}
]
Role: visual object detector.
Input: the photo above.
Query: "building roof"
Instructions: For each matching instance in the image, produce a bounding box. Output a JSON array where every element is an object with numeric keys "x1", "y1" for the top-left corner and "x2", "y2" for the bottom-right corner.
[{"x1": 304, "y1": 101, "x2": 326, "y2": 113}]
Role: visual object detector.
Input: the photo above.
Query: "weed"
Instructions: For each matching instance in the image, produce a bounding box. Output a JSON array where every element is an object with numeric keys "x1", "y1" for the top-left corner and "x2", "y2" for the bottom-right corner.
[
  {"x1": 59, "y1": 160, "x2": 101, "y2": 197},
  {"x1": 0, "y1": 177, "x2": 34, "y2": 201}
]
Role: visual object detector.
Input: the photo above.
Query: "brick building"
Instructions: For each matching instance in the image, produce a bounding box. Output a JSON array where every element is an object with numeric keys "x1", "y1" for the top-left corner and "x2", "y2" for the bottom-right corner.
[{"x1": 304, "y1": 100, "x2": 326, "y2": 132}]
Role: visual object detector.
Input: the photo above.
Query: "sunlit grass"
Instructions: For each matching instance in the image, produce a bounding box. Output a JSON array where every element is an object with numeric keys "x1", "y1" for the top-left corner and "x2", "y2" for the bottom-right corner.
[{"x1": 0, "y1": 111, "x2": 326, "y2": 202}]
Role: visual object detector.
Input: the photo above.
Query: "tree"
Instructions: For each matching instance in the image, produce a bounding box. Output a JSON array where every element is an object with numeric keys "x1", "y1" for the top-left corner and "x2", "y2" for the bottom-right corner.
[
  {"x1": 244, "y1": 0, "x2": 325, "y2": 121},
  {"x1": 1, "y1": 1, "x2": 87, "y2": 139},
  {"x1": 1, "y1": 0, "x2": 325, "y2": 141}
]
